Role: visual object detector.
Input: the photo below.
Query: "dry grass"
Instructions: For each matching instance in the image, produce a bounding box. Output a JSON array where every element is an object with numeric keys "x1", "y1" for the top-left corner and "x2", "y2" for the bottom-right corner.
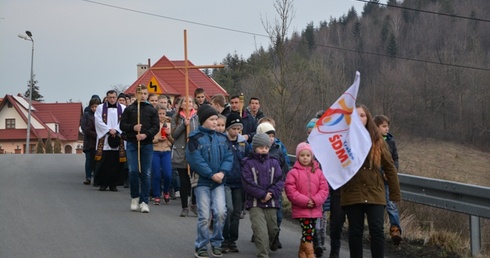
[{"x1": 393, "y1": 136, "x2": 490, "y2": 257}]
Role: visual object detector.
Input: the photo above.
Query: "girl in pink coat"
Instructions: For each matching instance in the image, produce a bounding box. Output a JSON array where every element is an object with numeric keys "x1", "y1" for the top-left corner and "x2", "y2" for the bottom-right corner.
[{"x1": 285, "y1": 142, "x2": 329, "y2": 258}]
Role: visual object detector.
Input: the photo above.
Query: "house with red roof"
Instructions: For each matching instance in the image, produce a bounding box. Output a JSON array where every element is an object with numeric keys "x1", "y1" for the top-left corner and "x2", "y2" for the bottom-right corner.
[
  {"x1": 0, "y1": 94, "x2": 83, "y2": 154},
  {"x1": 125, "y1": 56, "x2": 228, "y2": 103}
]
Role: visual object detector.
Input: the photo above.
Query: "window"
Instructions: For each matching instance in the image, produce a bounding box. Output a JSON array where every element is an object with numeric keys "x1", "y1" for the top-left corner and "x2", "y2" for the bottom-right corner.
[{"x1": 6, "y1": 119, "x2": 15, "y2": 129}]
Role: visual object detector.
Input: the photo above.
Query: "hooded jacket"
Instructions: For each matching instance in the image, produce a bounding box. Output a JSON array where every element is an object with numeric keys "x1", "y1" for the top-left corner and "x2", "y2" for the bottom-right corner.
[
  {"x1": 120, "y1": 101, "x2": 159, "y2": 145},
  {"x1": 340, "y1": 152, "x2": 401, "y2": 207},
  {"x1": 225, "y1": 134, "x2": 251, "y2": 189},
  {"x1": 241, "y1": 153, "x2": 284, "y2": 209},
  {"x1": 186, "y1": 126, "x2": 234, "y2": 189},
  {"x1": 170, "y1": 110, "x2": 199, "y2": 169},
  {"x1": 285, "y1": 160, "x2": 329, "y2": 219}
]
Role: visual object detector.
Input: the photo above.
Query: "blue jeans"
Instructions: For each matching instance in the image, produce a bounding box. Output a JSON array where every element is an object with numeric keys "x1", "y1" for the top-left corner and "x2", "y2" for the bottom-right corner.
[
  {"x1": 223, "y1": 187, "x2": 243, "y2": 243},
  {"x1": 126, "y1": 142, "x2": 153, "y2": 204},
  {"x1": 194, "y1": 184, "x2": 227, "y2": 250},
  {"x1": 84, "y1": 150, "x2": 95, "y2": 179},
  {"x1": 151, "y1": 151, "x2": 172, "y2": 197},
  {"x1": 385, "y1": 182, "x2": 402, "y2": 233}
]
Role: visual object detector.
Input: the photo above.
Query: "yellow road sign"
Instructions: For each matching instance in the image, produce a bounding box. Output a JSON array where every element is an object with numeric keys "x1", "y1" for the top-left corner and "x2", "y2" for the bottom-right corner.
[{"x1": 147, "y1": 77, "x2": 162, "y2": 94}]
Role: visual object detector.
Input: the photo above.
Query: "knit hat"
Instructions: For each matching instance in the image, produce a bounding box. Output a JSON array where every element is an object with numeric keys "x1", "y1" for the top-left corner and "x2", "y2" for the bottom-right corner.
[
  {"x1": 295, "y1": 142, "x2": 313, "y2": 158},
  {"x1": 306, "y1": 118, "x2": 318, "y2": 129},
  {"x1": 197, "y1": 104, "x2": 219, "y2": 125},
  {"x1": 226, "y1": 112, "x2": 243, "y2": 131},
  {"x1": 117, "y1": 93, "x2": 126, "y2": 100},
  {"x1": 252, "y1": 133, "x2": 271, "y2": 150},
  {"x1": 256, "y1": 122, "x2": 275, "y2": 135}
]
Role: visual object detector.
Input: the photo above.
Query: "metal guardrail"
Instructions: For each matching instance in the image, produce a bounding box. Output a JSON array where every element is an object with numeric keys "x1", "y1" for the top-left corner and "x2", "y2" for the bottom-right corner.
[
  {"x1": 287, "y1": 154, "x2": 489, "y2": 256},
  {"x1": 398, "y1": 173, "x2": 490, "y2": 219}
]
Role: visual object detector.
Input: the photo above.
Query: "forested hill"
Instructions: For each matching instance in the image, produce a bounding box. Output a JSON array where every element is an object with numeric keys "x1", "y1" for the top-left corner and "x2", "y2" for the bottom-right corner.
[{"x1": 211, "y1": 0, "x2": 490, "y2": 152}]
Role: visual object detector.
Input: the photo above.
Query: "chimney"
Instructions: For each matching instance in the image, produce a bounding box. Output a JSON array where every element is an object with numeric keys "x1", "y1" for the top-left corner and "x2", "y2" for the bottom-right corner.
[{"x1": 136, "y1": 58, "x2": 151, "y2": 79}]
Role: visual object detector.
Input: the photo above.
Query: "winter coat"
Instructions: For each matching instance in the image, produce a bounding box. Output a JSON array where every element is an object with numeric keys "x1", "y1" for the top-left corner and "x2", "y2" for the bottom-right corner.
[
  {"x1": 269, "y1": 142, "x2": 290, "y2": 178},
  {"x1": 242, "y1": 153, "x2": 284, "y2": 210},
  {"x1": 170, "y1": 110, "x2": 199, "y2": 169},
  {"x1": 340, "y1": 152, "x2": 401, "y2": 207},
  {"x1": 232, "y1": 111, "x2": 257, "y2": 144},
  {"x1": 120, "y1": 101, "x2": 160, "y2": 145},
  {"x1": 152, "y1": 120, "x2": 173, "y2": 152},
  {"x1": 285, "y1": 160, "x2": 329, "y2": 219},
  {"x1": 225, "y1": 134, "x2": 251, "y2": 189},
  {"x1": 385, "y1": 133, "x2": 399, "y2": 170},
  {"x1": 81, "y1": 110, "x2": 97, "y2": 151},
  {"x1": 186, "y1": 126, "x2": 234, "y2": 189}
]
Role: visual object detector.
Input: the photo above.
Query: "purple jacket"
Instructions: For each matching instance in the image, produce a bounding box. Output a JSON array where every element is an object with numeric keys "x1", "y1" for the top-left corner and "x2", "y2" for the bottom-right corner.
[
  {"x1": 242, "y1": 153, "x2": 284, "y2": 209},
  {"x1": 285, "y1": 160, "x2": 329, "y2": 219}
]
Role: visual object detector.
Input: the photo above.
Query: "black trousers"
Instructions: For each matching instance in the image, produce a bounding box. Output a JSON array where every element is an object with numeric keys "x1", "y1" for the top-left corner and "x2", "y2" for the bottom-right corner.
[
  {"x1": 177, "y1": 168, "x2": 195, "y2": 209},
  {"x1": 343, "y1": 203, "x2": 385, "y2": 258},
  {"x1": 329, "y1": 189, "x2": 346, "y2": 253}
]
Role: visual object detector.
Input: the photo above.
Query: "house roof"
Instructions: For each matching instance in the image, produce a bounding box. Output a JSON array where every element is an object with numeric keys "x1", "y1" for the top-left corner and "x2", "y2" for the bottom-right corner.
[
  {"x1": 125, "y1": 55, "x2": 228, "y2": 99},
  {"x1": 0, "y1": 94, "x2": 83, "y2": 142}
]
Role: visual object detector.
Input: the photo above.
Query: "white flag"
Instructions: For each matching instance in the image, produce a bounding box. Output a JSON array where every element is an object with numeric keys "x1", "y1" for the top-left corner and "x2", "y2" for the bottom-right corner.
[{"x1": 307, "y1": 71, "x2": 371, "y2": 190}]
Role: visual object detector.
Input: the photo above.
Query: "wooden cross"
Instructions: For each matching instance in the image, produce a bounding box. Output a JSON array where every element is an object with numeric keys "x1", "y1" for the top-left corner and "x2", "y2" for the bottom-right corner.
[
  {"x1": 150, "y1": 30, "x2": 225, "y2": 105},
  {"x1": 151, "y1": 30, "x2": 225, "y2": 175}
]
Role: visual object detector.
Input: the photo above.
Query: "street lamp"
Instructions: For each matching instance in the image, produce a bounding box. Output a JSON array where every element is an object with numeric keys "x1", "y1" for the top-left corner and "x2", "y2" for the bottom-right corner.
[{"x1": 18, "y1": 30, "x2": 34, "y2": 154}]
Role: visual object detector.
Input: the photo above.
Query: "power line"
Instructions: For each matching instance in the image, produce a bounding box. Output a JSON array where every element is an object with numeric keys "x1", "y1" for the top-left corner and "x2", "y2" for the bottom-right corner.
[
  {"x1": 355, "y1": 0, "x2": 490, "y2": 23},
  {"x1": 81, "y1": 0, "x2": 490, "y2": 72},
  {"x1": 81, "y1": 0, "x2": 269, "y2": 38}
]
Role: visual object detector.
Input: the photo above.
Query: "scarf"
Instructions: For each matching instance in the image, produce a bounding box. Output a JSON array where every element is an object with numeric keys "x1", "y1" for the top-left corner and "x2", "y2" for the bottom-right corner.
[{"x1": 95, "y1": 102, "x2": 126, "y2": 162}]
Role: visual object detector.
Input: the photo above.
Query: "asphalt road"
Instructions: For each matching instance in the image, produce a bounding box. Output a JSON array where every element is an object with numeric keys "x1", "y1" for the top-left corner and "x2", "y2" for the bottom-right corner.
[{"x1": 0, "y1": 154, "x2": 365, "y2": 258}]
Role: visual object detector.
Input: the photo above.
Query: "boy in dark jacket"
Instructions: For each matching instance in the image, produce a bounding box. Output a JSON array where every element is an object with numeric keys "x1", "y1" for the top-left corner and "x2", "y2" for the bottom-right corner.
[
  {"x1": 375, "y1": 115, "x2": 402, "y2": 246},
  {"x1": 186, "y1": 104, "x2": 234, "y2": 258},
  {"x1": 120, "y1": 85, "x2": 159, "y2": 213},
  {"x1": 242, "y1": 133, "x2": 284, "y2": 258},
  {"x1": 222, "y1": 112, "x2": 251, "y2": 253}
]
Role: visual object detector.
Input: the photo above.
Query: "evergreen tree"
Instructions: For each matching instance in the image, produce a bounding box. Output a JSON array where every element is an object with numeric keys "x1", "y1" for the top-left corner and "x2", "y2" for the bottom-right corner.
[
  {"x1": 36, "y1": 138, "x2": 44, "y2": 154},
  {"x1": 45, "y1": 133, "x2": 53, "y2": 153},
  {"x1": 302, "y1": 22, "x2": 315, "y2": 50},
  {"x1": 24, "y1": 74, "x2": 43, "y2": 101},
  {"x1": 54, "y1": 137, "x2": 62, "y2": 153},
  {"x1": 387, "y1": 32, "x2": 398, "y2": 57}
]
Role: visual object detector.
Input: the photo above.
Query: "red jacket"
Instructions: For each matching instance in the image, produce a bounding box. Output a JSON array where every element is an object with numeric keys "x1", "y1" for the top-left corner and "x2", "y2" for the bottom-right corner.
[{"x1": 285, "y1": 160, "x2": 329, "y2": 219}]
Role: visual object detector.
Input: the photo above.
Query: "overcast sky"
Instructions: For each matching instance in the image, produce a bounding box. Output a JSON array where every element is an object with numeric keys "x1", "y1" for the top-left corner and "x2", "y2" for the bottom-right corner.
[{"x1": 1, "y1": 0, "x2": 369, "y2": 104}]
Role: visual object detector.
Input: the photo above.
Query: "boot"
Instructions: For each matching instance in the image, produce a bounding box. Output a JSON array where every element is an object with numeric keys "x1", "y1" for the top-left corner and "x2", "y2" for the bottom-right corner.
[
  {"x1": 304, "y1": 241, "x2": 315, "y2": 258},
  {"x1": 298, "y1": 241, "x2": 307, "y2": 258},
  {"x1": 390, "y1": 225, "x2": 402, "y2": 246}
]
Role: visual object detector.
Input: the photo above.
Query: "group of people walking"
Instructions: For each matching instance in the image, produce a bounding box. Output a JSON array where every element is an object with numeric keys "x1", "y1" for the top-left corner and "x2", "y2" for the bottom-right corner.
[{"x1": 80, "y1": 86, "x2": 402, "y2": 258}]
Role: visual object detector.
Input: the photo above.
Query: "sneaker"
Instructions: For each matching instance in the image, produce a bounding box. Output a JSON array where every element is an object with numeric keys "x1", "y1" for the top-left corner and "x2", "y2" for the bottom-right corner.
[
  {"x1": 170, "y1": 189, "x2": 176, "y2": 200},
  {"x1": 130, "y1": 198, "x2": 139, "y2": 211},
  {"x1": 194, "y1": 248, "x2": 209, "y2": 258},
  {"x1": 153, "y1": 198, "x2": 161, "y2": 205},
  {"x1": 83, "y1": 179, "x2": 91, "y2": 185},
  {"x1": 190, "y1": 204, "x2": 198, "y2": 215},
  {"x1": 163, "y1": 193, "x2": 170, "y2": 204},
  {"x1": 227, "y1": 242, "x2": 239, "y2": 253},
  {"x1": 314, "y1": 245, "x2": 324, "y2": 257},
  {"x1": 140, "y1": 202, "x2": 150, "y2": 213},
  {"x1": 211, "y1": 247, "x2": 222, "y2": 257},
  {"x1": 390, "y1": 226, "x2": 402, "y2": 246},
  {"x1": 109, "y1": 186, "x2": 118, "y2": 192},
  {"x1": 174, "y1": 191, "x2": 180, "y2": 198},
  {"x1": 180, "y1": 208, "x2": 189, "y2": 217},
  {"x1": 99, "y1": 185, "x2": 107, "y2": 191}
]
